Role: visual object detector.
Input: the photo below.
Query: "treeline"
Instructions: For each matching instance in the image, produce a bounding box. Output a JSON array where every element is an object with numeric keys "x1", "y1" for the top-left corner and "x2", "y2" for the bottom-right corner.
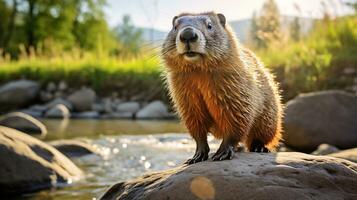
[
  {"x1": 0, "y1": 0, "x2": 143, "y2": 58},
  {"x1": 250, "y1": 0, "x2": 357, "y2": 100},
  {"x1": 249, "y1": 0, "x2": 302, "y2": 49}
]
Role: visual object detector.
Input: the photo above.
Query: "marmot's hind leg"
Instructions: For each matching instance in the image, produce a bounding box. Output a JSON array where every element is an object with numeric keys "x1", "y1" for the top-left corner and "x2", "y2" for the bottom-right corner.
[
  {"x1": 250, "y1": 139, "x2": 269, "y2": 152},
  {"x1": 246, "y1": 111, "x2": 282, "y2": 152}
]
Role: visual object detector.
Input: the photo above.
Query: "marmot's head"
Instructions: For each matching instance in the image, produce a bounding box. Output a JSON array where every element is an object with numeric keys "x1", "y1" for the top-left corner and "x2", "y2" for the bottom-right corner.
[{"x1": 162, "y1": 12, "x2": 237, "y2": 71}]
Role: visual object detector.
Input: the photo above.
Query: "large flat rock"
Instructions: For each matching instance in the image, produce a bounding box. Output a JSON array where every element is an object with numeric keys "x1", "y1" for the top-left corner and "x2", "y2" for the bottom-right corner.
[{"x1": 100, "y1": 152, "x2": 357, "y2": 200}]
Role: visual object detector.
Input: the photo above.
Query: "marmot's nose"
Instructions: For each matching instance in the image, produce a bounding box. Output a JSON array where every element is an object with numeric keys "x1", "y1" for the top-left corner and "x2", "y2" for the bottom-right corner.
[{"x1": 180, "y1": 27, "x2": 198, "y2": 43}]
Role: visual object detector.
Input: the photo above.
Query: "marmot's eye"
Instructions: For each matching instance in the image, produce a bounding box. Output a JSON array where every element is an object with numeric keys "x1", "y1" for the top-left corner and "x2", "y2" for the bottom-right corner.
[{"x1": 207, "y1": 23, "x2": 213, "y2": 30}]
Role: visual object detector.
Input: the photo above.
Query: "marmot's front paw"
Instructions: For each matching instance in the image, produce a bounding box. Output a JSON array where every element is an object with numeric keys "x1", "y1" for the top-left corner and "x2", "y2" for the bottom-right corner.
[
  {"x1": 185, "y1": 149, "x2": 209, "y2": 165},
  {"x1": 212, "y1": 145, "x2": 235, "y2": 161}
]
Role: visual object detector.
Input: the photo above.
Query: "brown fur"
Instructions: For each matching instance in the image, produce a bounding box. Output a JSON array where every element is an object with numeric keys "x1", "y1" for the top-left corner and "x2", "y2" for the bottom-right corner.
[{"x1": 162, "y1": 12, "x2": 283, "y2": 152}]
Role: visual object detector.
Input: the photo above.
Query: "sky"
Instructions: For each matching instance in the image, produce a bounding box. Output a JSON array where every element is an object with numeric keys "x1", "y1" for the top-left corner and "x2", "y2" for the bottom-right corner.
[{"x1": 104, "y1": 0, "x2": 355, "y2": 30}]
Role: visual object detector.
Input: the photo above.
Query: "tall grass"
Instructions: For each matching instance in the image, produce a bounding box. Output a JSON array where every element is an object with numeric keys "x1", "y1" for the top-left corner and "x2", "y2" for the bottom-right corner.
[
  {"x1": 0, "y1": 51, "x2": 166, "y2": 101},
  {"x1": 258, "y1": 16, "x2": 357, "y2": 100}
]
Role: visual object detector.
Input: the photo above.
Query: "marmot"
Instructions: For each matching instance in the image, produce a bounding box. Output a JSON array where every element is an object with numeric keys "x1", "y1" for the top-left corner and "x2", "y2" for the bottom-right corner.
[{"x1": 161, "y1": 12, "x2": 283, "y2": 164}]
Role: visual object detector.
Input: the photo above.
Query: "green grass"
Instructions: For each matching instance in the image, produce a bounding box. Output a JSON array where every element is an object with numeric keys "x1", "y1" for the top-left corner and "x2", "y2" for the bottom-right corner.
[
  {"x1": 258, "y1": 16, "x2": 357, "y2": 100},
  {"x1": 0, "y1": 53, "x2": 166, "y2": 101}
]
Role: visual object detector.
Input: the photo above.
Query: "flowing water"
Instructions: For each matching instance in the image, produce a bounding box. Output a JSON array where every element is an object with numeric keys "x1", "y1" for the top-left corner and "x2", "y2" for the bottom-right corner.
[{"x1": 17, "y1": 119, "x2": 219, "y2": 200}]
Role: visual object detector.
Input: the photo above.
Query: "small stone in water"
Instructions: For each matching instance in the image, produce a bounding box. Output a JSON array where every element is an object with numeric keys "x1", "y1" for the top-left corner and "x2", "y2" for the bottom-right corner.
[
  {"x1": 122, "y1": 143, "x2": 128, "y2": 148},
  {"x1": 144, "y1": 161, "x2": 151, "y2": 169},
  {"x1": 140, "y1": 156, "x2": 146, "y2": 161},
  {"x1": 112, "y1": 148, "x2": 119, "y2": 154}
]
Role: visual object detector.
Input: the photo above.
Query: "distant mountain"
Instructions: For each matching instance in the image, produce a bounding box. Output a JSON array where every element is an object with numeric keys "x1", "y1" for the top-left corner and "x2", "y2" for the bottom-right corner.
[
  {"x1": 138, "y1": 16, "x2": 315, "y2": 44},
  {"x1": 229, "y1": 16, "x2": 315, "y2": 43},
  {"x1": 228, "y1": 19, "x2": 252, "y2": 43},
  {"x1": 140, "y1": 27, "x2": 168, "y2": 44}
]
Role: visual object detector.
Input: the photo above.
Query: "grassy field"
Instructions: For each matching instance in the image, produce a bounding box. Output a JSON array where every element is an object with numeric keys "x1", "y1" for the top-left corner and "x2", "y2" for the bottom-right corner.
[
  {"x1": 1, "y1": 16, "x2": 356, "y2": 102},
  {"x1": 0, "y1": 52, "x2": 166, "y2": 101}
]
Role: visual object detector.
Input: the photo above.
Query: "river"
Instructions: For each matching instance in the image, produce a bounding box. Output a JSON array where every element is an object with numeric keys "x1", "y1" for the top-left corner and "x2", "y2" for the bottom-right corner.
[{"x1": 18, "y1": 119, "x2": 219, "y2": 200}]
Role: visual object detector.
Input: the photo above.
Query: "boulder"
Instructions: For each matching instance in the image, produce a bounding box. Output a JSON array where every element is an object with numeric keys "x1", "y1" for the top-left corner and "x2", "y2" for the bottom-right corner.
[
  {"x1": 100, "y1": 152, "x2": 357, "y2": 200},
  {"x1": 283, "y1": 90, "x2": 357, "y2": 151},
  {"x1": 116, "y1": 102, "x2": 140, "y2": 113},
  {"x1": 0, "y1": 112, "x2": 47, "y2": 135},
  {"x1": 0, "y1": 126, "x2": 82, "y2": 195},
  {"x1": 328, "y1": 148, "x2": 357, "y2": 163},
  {"x1": 46, "y1": 82, "x2": 56, "y2": 93},
  {"x1": 58, "y1": 81, "x2": 67, "y2": 91},
  {"x1": 0, "y1": 80, "x2": 39, "y2": 110},
  {"x1": 44, "y1": 104, "x2": 70, "y2": 119},
  {"x1": 67, "y1": 88, "x2": 96, "y2": 112},
  {"x1": 49, "y1": 139, "x2": 101, "y2": 157},
  {"x1": 312, "y1": 144, "x2": 340, "y2": 155},
  {"x1": 45, "y1": 98, "x2": 73, "y2": 111},
  {"x1": 136, "y1": 101, "x2": 172, "y2": 119}
]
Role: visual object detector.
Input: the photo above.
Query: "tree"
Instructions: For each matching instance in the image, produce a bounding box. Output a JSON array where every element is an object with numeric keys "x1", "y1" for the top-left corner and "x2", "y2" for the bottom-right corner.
[
  {"x1": 0, "y1": 0, "x2": 115, "y2": 57},
  {"x1": 290, "y1": 17, "x2": 301, "y2": 41},
  {"x1": 72, "y1": 0, "x2": 115, "y2": 51},
  {"x1": 0, "y1": 0, "x2": 18, "y2": 51},
  {"x1": 115, "y1": 15, "x2": 143, "y2": 57},
  {"x1": 250, "y1": 11, "x2": 264, "y2": 48},
  {"x1": 251, "y1": 0, "x2": 282, "y2": 48}
]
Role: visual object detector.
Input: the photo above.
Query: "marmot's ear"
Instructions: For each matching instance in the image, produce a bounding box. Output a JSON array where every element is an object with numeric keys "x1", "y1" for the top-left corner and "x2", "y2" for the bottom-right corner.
[
  {"x1": 217, "y1": 13, "x2": 226, "y2": 27},
  {"x1": 172, "y1": 16, "x2": 178, "y2": 26}
]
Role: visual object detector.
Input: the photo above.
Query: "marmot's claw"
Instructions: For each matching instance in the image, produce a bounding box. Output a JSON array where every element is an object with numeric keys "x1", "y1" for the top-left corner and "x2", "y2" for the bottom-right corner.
[
  {"x1": 212, "y1": 145, "x2": 235, "y2": 161},
  {"x1": 185, "y1": 150, "x2": 209, "y2": 165}
]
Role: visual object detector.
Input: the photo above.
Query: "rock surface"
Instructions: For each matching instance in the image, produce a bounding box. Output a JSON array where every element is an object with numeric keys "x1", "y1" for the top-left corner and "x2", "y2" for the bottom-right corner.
[
  {"x1": 67, "y1": 88, "x2": 96, "y2": 112},
  {"x1": 0, "y1": 112, "x2": 47, "y2": 135},
  {"x1": 45, "y1": 98, "x2": 73, "y2": 111},
  {"x1": 116, "y1": 102, "x2": 140, "y2": 113},
  {"x1": 44, "y1": 104, "x2": 70, "y2": 119},
  {"x1": 0, "y1": 80, "x2": 40, "y2": 110},
  {"x1": 136, "y1": 101, "x2": 172, "y2": 119},
  {"x1": 49, "y1": 139, "x2": 101, "y2": 157},
  {"x1": 312, "y1": 144, "x2": 340, "y2": 155},
  {"x1": 328, "y1": 148, "x2": 357, "y2": 163},
  {"x1": 284, "y1": 90, "x2": 357, "y2": 151},
  {"x1": 100, "y1": 152, "x2": 357, "y2": 200},
  {"x1": 0, "y1": 126, "x2": 82, "y2": 195}
]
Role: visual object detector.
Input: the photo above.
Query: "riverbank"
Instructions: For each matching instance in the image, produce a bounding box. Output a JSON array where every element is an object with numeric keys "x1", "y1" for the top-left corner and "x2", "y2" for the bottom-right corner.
[
  {"x1": 0, "y1": 55, "x2": 166, "y2": 104},
  {"x1": 0, "y1": 79, "x2": 174, "y2": 119}
]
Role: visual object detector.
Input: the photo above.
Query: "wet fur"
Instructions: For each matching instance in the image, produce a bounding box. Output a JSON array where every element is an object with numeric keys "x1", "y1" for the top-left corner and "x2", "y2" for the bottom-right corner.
[{"x1": 162, "y1": 12, "x2": 283, "y2": 153}]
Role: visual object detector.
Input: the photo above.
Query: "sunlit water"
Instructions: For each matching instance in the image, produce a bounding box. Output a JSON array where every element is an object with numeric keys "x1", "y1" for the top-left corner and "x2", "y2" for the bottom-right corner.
[{"x1": 16, "y1": 119, "x2": 219, "y2": 200}]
